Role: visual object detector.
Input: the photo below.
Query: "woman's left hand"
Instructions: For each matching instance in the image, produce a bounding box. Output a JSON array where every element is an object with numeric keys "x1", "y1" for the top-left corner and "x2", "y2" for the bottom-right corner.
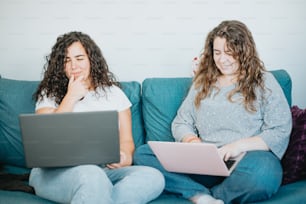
[
  {"x1": 106, "y1": 151, "x2": 132, "y2": 169},
  {"x1": 218, "y1": 136, "x2": 269, "y2": 161},
  {"x1": 218, "y1": 142, "x2": 244, "y2": 161}
]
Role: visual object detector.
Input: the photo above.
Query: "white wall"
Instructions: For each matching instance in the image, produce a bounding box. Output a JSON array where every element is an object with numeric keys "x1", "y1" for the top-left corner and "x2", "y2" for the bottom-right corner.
[{"x1": 0, "y1": 0, "x2": 305, "y2": 108}]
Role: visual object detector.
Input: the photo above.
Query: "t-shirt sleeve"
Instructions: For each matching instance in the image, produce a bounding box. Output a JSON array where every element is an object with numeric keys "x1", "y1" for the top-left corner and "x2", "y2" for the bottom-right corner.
[
  {"x1": 35, "y1": 93, "x2": 57, "y2": 111},
  {"x1": 110, "y1": 86, "x2": 132, "y2": 112}
]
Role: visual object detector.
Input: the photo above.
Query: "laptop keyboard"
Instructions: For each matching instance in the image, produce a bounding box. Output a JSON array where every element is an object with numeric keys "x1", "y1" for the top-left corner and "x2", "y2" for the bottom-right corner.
[{"x1": 224, "y1": 160, "x2": 236, "y2": 169}]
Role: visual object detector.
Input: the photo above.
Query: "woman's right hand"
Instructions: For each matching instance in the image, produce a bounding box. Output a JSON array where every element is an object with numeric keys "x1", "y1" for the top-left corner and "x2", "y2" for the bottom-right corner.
[
  {"x1": 182, "y1": 135, "x2": 202, "y2": 143},
  {"x1": 36, "y1": 75, "x2": 89, "y2": 114},
  {"x1": 218, "y1": 142, "x2": 243, "y2": 161},
  {"x1": 66, "y1": 75, "x2": 88, "y2": 102}
]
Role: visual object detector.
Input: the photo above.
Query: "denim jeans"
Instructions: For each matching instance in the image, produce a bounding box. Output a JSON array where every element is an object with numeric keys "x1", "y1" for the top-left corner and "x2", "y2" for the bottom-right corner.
[
  {"x1": 29, "y1": 164, "x2": 165, "y2": 204},
  {"x1": 133, "y1": 144, "x2": 283, "y2": 204}
]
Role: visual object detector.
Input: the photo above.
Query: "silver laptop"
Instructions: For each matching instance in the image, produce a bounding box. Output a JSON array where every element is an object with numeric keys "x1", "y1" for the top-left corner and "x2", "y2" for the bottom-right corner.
[
  {"x1": 148, "y1": 141, "x2": 245, "y2": 176},
  {"x1": 19, "y1": 111, "x2": 120, "y2": 168}
]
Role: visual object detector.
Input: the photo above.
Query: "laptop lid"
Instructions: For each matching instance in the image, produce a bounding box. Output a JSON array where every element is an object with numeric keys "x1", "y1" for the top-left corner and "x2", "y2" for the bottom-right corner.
[
  {"x1": 19, "y1": 111, "x2": 120, "y2": 168},
  {"x1": 148, "y1": 141, "x2": 245, "y2": 176}
]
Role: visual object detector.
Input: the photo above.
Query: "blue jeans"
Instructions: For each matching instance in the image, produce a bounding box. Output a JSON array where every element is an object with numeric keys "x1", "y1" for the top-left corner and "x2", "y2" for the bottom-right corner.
[
  {"x1": 29, "y1": 164, "x2": 165, "y2": 204},
  {"x1": 133, "y1": 144, "x2": 283, "y2": 204}
]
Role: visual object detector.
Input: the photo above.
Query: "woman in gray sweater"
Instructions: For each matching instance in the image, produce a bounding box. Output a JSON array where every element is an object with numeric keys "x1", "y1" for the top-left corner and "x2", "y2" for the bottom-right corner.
[{"x1": 134, "y1": 20, "x2": 292, "y2": 204}]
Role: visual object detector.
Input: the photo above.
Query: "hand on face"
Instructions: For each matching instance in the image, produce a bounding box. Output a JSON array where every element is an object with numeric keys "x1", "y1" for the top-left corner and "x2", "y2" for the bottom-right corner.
[
  {"x1": 66, "y1": 74, "x2": 89, "y2": 102},
  {"x1": 64, "y1": 41, "x2": 92, "y2": 102}
]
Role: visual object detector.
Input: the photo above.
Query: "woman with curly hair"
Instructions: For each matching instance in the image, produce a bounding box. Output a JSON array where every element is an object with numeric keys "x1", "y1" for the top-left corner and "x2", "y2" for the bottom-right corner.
[
  {"x1": 30, "y1": 31, "x2": 165, "y2": 204},
  {"x1": 134, "y1": 20, "x2": 292, "y2": 204}
]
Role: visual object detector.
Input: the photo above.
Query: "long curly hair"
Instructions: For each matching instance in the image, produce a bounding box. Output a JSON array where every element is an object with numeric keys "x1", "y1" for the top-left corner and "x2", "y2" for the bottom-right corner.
[
  {"x1": 193, "y1": 20, "x2": 266, "y2": 112},
  {"x1": 34, "y1": 31, "x2": 118, "y2": 105}
]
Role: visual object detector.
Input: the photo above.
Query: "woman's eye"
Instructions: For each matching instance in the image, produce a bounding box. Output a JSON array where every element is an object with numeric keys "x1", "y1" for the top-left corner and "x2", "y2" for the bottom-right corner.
[{"x1": 225, "y1": 51, "x2": 232, "y2": 56}]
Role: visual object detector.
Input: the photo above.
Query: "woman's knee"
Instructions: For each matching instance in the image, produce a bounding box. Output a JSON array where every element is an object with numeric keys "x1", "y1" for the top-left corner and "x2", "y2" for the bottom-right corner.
[
  {"x1": 73, "y1": 165, "x2": 112, "y2": 188},
  {"x1": 237, "y1": 151, "x2": 282, "y2": 196},
  {"x1": 140, "y1": 166, "x2": 165, "y2": 189},
  {"x1": 135, "y1": 144, "x2": 152, "y2": 155},
  {"x1": 214, "y1": 152, "x2": 282, "y2": 203},
  {"x1": 109, "y1": 166, "x2": 164, "y2": 203},
  {"x1": 141, "y1": 166, "x2": 165, "y2": 199},
  {"x1": 29, "y1": 165, "x2": 113, "y2": 203},
  {"x1": 128, "y1": 166, "x2": 165, "y2": 201},
  {"x1": 133, "y1": 144, "x2": 153, "y2": 164}
]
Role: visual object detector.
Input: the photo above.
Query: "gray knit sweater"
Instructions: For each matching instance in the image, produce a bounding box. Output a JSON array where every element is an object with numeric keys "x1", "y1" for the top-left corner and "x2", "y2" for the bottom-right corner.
[{"x1": 172, "y1": 72, "x2": 292, "y2": 159}]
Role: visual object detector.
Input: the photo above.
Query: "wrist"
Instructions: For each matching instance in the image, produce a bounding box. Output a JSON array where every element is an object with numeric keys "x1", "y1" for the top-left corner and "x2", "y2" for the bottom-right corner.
[
  {"x1": 183, "y1": 136, "x2": 200, "y2": 143},
  {"x1": 64, "y1": 93, "x2": 81, "y2": 104}
]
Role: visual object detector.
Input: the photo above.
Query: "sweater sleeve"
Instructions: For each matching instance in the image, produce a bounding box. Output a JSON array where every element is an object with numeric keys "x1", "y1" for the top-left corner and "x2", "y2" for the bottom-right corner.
[
  {"x1": 258, "y1": 72, "x2": 292, "y2": 159},
  {"x1": 171, "y1": 85, "x2": 198, "y2": 142}
]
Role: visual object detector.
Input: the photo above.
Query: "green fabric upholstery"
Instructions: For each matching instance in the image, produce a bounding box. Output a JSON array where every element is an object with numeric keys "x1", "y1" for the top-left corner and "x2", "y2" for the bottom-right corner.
[
  {"x1": 0, "y1": 79, "x2": 39, "y2": 167},
  {"x1": 142, "y1": 78, "x2": 192, "y2": 142},
  {"x1": 0, "y1": 78, "x2": 143, "y2": 167},
  {"x1": 270, "y1": 69, "x2": 292, "y2": 106},
  {"x1": 0, "y1": 190, "x2": 55, "y2": 204},
  {"x1": 142, "y1": 70, "x2": 292, "y2": 143},
  {"x1": 120, "y1": 81, "x2": 144, "y2": 147}
]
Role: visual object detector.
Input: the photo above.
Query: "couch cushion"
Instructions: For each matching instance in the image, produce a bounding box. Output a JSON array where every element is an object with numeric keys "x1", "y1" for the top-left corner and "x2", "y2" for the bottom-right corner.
[
  {"x1": 250, "y1": 180, "x2": 306, "y2": 204},
  {"x1": 281, "y1": 106, "x2": 306, "y2": 185},
  {"x1": 120, "y1": 81, "x2": 144, "y2": 147},
  {"x1": 0, "y1": 78, "x2": 143, "y2": 167},
  {"x1": 142, "y1": 78, "x2": 192, "y2": 142},
  {"x1": 0, "y1": 78, "x2": 39, "y2": 167},
  {"x1": 0, "y1": 190, "x2": 56, "y2": 204},
  {"x1": 142, "y1": 70, "x2": 291, "y2": 142},
  {"x1": 270, "y1": 69, "x2": 292, "y2": 106}
]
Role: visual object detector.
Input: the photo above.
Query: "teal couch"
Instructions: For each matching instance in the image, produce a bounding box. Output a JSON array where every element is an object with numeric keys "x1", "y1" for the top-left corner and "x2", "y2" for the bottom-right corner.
[{"x1": 0, "y1": 69, "x2": 305, "y2": 204}]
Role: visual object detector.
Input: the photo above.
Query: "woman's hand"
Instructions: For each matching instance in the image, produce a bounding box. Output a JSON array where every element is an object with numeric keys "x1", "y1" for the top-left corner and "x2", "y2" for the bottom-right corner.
[
  {"x1": 106, "y1": 151, "x2": 132, "y2": 169},
  {"x1": 218, "y1": 136, "x2": 269, "y2": 161},
  {"x1": 107, "y1": 108, "x2": 135, "y2": 169},
  {"x1": 182, "y1": 135, "x2": 202, "y2": 143},
  {"x1": 218, "y1": 142, "x2": 244, "y2": 161},
  {"x1": 38, "y1": 75, "x2": 90, "y2": 113},
  {"x1": 66, "y1": 75, "x2": 89, "y2": 102}
]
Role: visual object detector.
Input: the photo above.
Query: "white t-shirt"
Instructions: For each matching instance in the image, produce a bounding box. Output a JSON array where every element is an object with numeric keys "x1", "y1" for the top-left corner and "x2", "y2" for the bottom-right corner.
[{"x1": 35, "y1": 85, "x2": 132, "y2": 112}]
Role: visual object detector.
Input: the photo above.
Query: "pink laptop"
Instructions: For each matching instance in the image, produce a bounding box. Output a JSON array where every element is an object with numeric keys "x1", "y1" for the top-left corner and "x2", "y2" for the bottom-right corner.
[{"x1": 148, "y1": 141, "x2": 245, "y2": 176}]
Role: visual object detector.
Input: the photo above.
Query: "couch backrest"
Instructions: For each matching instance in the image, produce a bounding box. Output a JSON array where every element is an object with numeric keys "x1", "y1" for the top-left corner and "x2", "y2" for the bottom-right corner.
[
  {"x1": 120, "y1": 82, "x2": 144, "y2": 147},
  {"x1": 0, "y1": 78, "x2": 144, "y2": 167},
  {"x1": 0, "y1": 79, "x2": 39, "y2": 167},
  {"x1": 142, "y1": 69, "x2": 292, "y2": 142},
  {"x1": 0, "y1": 69, "x2": 292, "y2": 167}
]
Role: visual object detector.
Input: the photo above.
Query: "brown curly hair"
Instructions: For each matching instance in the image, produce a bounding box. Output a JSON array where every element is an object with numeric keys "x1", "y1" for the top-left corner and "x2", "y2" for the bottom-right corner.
[
  {"x1": 194, "y1": 20, "x2": 266, "y2": 112},
  {"x1": 34, "y1": 31, "x2": 118, "y2": 105}
]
